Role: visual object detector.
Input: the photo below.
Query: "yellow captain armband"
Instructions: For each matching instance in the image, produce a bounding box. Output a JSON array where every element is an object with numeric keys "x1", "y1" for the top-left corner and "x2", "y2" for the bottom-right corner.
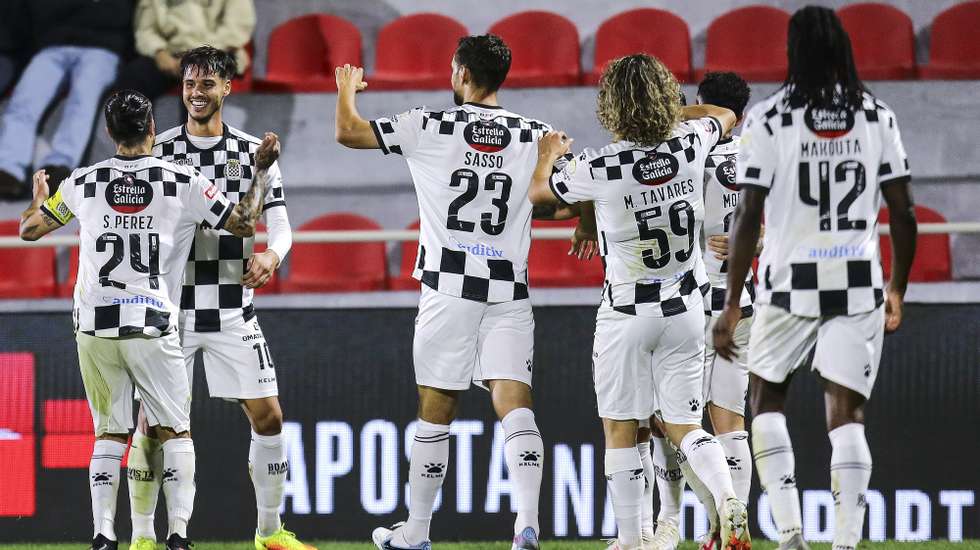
[{"x1": 39, "y1": 188, "x2": 74, "y2": 226}]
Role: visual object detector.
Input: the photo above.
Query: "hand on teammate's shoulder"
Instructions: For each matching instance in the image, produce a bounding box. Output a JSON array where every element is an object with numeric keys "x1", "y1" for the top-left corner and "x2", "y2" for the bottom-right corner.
[{"x1": 256, "y1": 132, "x2": 280, "y2": 170}]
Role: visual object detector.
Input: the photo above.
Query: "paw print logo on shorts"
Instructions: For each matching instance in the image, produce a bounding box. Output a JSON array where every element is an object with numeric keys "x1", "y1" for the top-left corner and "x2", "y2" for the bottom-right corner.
[
  {"x1": 422, "y1": 462, "x2": 445, "y2": 478},
  {"x1": 688, "y1": 398, "x2": 701, "y2": 412}
]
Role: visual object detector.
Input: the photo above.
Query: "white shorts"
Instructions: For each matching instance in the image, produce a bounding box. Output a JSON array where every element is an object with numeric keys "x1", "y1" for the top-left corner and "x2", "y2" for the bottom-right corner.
[
  {"x1": 413, "y1": 286, "x2": 534, "y2": 391},
  {"x1": 182, "y1": 316, "x2": 279, "y2": 400},
  {"x1": 592, "y1": 305, "x2": 706, "y2": 424},
  {"x1": 748, "y1": 304, "x2": 885, "y2": 399},
  {"x1": 703, "y1": 313, "x2": 753, "y2": 416},
  {"x1": 76, "y1": 331, "x2": 190, "y2": 436}
]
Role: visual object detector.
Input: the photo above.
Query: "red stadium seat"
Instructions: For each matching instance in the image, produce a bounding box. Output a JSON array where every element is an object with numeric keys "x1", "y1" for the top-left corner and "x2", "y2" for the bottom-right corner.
[
  {"x1": 528, "y1": 218, "x2": 605, "y2": 288},
  {"x1": 702, "y1": 6, "x2": 790, "y2": 81},
  {"x1": 879, "y1": 205, "x2": 951, "y2": 282},
  {"x1": 371, "y1": 14, "x2": 468, "y2": 90},
  {"x1": 389, "y1": 219, "x2": 421, "y2": 291},
  {"x1": 280, "y1": 213, "x2": 388, "y2": 292},
  {"x1": 588, "y1": 8, "x2": 692, "y2": 84},
  {"x1": 0, "y1": 220, "x2": 56, "y2": 298},
  {"x1": 255, "y1": 14, "x2": 362, "y2": 93},
  {"x1": 920, "y1": 1, "x2": 980, "y2": 79},
  {"x1": 488, "y1": 11, "x2": 581, "y2": 87},
  {"x1": 838, "y1": 3, "x2": 916, "y2": 80}
]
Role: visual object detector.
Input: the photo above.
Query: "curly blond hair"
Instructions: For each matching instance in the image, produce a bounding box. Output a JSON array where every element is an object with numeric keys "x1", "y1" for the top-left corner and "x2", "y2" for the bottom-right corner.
[{"x1": 596, "y1": 54, "x2": 681, "y2": 146}]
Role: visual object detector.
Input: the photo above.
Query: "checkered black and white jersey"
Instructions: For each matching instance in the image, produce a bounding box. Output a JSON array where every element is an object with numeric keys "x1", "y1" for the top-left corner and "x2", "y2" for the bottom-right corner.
[
  {"x1": 737, "y1": 90, "x2": 910, "y2": 317},
  {"x1": 39, "y1": 155, "x2": 232, "y2": 338},
  {"x1": 550, "y1": 117, "x2": 724, "y2": 316},
  {"x1": 153, "y1": 124, "x2": 286, "y2": 332},
  {"x1": 371, "y1": 103, "x2": 551, "y2": 302},
  {"x1": 702, "y1": 136, "x2": 753, "y2": 317}
]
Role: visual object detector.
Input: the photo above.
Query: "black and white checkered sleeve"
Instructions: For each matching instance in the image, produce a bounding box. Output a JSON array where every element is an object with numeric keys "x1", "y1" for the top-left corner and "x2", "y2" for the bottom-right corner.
[
  {"x1": 370, "y1": 107, "x2": 426, "y2": 157},
  {"x1": 187, "y1": 172, "x2": 232, "y2": 229},
  {"x1": 262, "y1": 161, "x2": 286, "y2": 211},
  {"x1": 736, "y1": 106, "x2": 778, "y2": 192},
  {"x1": 877, "y1": 108, "x2": 910, "y2": 187},
  {"x1": 550, "y1": 151, "x2": 598, "y2": 204}
]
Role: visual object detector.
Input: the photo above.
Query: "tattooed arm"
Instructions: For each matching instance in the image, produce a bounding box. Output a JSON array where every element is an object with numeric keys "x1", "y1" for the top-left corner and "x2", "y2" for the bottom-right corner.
[
  {"x1": 221, "y1": 132, "x2": 280, "y2": 239},
  {"x1": 20, "y1": 170, "x2": 66, "y2": 241}
]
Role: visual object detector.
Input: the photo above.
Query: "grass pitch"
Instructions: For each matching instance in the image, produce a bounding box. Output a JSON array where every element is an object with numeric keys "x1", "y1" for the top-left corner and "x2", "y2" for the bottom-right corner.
[{"x1": 2, "y1": 542, "x2": 979, "y2": 550}]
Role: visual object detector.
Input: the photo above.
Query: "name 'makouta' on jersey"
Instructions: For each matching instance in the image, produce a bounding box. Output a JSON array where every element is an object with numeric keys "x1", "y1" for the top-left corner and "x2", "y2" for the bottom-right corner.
[{"x1": 737, "y1": 89, "x2": 910, "y2": 317}]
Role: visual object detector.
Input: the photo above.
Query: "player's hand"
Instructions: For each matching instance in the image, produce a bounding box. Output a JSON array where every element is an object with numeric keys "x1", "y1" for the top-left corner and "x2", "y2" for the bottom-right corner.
[
  {"x1": 31, "y1": 169, "x2": 50, "y2": 205},
  {"x1": 884, "y1": 284, "x2": 904, "y2": 333},
  {"x1": 712, "y1": 305, "x2": 741, "y2": 361},
  {"x1": 569, "y1": 224, "x2": 598, "y2": 260},
  {"x1": 243, "y1": 249, "x2": 280, "y2": 289},
  {"x1": 255, "y1": 132, "x2": 280, "y2": 170},
  {"x1": 707, "y1": 234, "x2": 728, "y2": 260},
  {"x1": 335, "y1": 64, "x2": 368, "y2": 94},
  {"x1": 155, "y1": 50, "x2": 181, "y2": 77},
  {"x1": 538, "y1": 131, "x2": 572, "y2": 163}
]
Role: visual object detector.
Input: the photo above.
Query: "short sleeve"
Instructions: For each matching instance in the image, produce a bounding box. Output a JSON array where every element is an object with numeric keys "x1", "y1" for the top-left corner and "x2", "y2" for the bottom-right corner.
[
  {"x1": 370, "y1": 108, "x2": 426, "y2": 157},
  {"x1": 736, "y1": 107, "x2": 778, "y2": 192},
  {"x1": 692, "y1": 116, "x2": 724, "y2": 151},
  {"x1": 550, "y1": 152, "x2": 598, "y2": 204},
  {"x1": 39, "y1": 187, "x2": 75, "y2": 226},
  {"x1": 262, "y1": 161, "x2": 286, "y2": 211},
  {"x1": 878, "y1": 110, "x2": 910, "y2": 186},
  {"x1": 186, "y1": 173, "x2": 233, "y2": 229}
]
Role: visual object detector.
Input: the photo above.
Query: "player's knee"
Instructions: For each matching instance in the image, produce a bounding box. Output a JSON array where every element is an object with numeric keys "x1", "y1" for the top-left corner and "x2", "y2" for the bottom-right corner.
[
  {"x1": 98, "y1": 433, "x2": 129, "y2": 445},
  {"x1": 251, "y1": 408, "x2": 284, "y2": 435}
]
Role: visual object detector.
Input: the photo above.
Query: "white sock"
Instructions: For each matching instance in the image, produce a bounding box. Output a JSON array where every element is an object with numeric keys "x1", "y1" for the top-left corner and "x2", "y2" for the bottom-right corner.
[
  {"x1": 637, "y1": 441, "x2": 656, "y2": 538},
  {"x1": 676, "y1": 442, "x2": 719, "y2": 532},
  {"x1": 752, "y1": 412, "x2": 802, "y2": 543},
  {"x1": 651, "y1": 436, "x2": 683, "y2": 525},
  {"x1": 605, "y1": 447, "x2": 644, "y2": 548},
  {"x1": 128, "y1": 431, "x2": 162, "y2": 540},
  {"x1": 502, "y1": 408, "x2": 543, "y2": 536},
  {"x1": 718, "y1": 430, "x2": 752, "y2": 504},
  {"x1": 161, "y1": 438, "x2": 196, "y2": 539},
  {"x1": 400, "y1": 419, "x2": 449, "y2": 546},
  {"x1": 250, "y1": 430, "x2": 287, "y2": 537},
  {"x1": 90, "y1": 439, "x2": 126, "y2": 540},
  {"x1": 679, "y1": 430, "x2": 736, "y2": 509},
  {"x1": 829, "y1": 423, "x2": 872, "y2": 550}
]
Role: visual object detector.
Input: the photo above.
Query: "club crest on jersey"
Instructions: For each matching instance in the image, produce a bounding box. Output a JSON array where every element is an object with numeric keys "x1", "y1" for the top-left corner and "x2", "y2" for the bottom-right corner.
[
  {"x1": 464, "y1": 120, "x2": 510, "y2": 153},
  {"x1": 805, "y1": 106, "x2": 855, "y2": 138},
  {"x1": 633, "y1": 152, "x2": 678, "y2": 186},
  {"x1": 106, "y1": 174, "x2": 153, "y2": 214},
  {"x1": 225, "y1": 158, "x2": 242, "y2": 180},
  {"x1": 716, "y1": 158, "x2": 739, "y2": 191}
]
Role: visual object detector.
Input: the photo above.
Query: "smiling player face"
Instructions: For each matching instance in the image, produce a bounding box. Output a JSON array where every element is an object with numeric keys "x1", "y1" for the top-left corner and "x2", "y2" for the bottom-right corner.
[{"x1": 182, "y1": 66, "x2": 230, "y2": 124}]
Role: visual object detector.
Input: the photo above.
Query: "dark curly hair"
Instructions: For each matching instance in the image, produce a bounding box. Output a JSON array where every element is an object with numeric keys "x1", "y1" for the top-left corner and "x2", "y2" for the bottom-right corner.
[
  {"x1": 180, "y1": 45, "x2": 238, "y2": 80},
  {"x1": 784, "y1": 6, "x2": 868, "y2": 110},
  {"x1": 597, "y1": 54, "x2": 680, "y2": 146},
  {"x1": 698, "y1": 72, "x2": 751, "y2": 119}
]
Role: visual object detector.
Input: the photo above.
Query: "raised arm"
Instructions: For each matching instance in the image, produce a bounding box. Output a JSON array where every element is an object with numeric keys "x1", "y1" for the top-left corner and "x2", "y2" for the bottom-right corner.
[
  {"x1": 880, "y1": 176, "x2": 917, "y2": 333},
  {"x1": 224, "y1": 133, "x2": 280, "y2": 238},
  {"x1": 680, "y1": 104, "x2": 737, "y2": 136},
  {"x1": 20, "y1": 170, "x2": 64, "y2": 241},
  {"x1": 334, "y1": 64, "x2": 379, "y2": 149},
  {"x1": 528, "y1": 131, "x2": 572, "y2": 205}
]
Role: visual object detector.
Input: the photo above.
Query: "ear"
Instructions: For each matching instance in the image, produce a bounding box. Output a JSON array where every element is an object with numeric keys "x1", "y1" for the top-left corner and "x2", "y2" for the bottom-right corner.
[{"x1": 223, "y1": 78, "x2": 232, "y2": 97}]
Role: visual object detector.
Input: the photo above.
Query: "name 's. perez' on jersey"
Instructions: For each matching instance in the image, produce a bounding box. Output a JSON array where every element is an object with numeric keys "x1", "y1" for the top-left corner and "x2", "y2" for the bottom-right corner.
[{"x1": 102, "y1": 214, "x2": 154, "y2": 230}]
